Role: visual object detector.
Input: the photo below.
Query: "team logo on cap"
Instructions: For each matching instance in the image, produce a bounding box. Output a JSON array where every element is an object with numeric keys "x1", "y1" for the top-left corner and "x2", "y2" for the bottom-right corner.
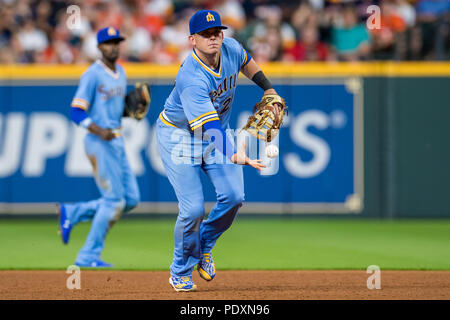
[
  {"x1": 206, "y1": 12, "x2": 215, "y2": 22},
  {"x1": 107, "y1": 27, "x2": 117, "y2": 36}
]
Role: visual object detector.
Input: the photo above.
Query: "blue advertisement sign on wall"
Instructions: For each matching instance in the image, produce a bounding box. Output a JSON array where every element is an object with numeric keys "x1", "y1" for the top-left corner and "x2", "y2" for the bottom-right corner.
[{"x1": 0, "y1": 78, "x2": 363, "y2": 214}]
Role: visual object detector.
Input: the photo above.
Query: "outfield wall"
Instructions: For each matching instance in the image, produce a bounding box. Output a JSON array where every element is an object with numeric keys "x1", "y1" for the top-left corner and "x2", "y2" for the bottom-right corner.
[{"x1": 0, "y1": 62, "x2": 449, "y2": 217}]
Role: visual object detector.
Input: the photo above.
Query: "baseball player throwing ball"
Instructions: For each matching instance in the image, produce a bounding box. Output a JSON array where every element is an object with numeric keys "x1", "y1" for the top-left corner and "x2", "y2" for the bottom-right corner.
[
  {"x1": 156, "y1": 10, "x2": 286, "y2": 291},
  {"x1": 57, "y1": 27, "x2": 150, "y2": 267}
]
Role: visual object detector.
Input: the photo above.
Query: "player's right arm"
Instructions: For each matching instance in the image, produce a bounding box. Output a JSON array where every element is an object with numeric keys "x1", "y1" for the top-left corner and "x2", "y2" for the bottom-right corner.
[
  {"x1": 180, "y1": 84, "x2": 265, "y2": 170},
  {"x1": 70, "y1": 70, "x2": 115, "y2": 141}
]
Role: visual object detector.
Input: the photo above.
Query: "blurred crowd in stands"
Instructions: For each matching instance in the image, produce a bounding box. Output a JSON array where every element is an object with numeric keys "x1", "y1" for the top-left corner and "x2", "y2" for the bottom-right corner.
[{"x1": 0, "y1": 0, "x2": 448, "y2": 64}]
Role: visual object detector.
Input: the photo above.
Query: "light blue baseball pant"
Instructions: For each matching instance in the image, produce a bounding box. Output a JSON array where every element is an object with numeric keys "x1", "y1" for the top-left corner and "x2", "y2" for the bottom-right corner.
[
  {"x1": 63, "y1": 133, "x2": 140, "y2": 264},
  {"x1": 156, "y1": 118, "x2": 244, "y2": 277}
]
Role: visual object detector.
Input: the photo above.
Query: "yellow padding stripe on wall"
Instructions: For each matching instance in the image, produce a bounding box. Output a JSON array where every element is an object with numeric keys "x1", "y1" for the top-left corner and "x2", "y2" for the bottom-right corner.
[{"x1": 0, "y1": 62, "x2": 449, "y2": 79}]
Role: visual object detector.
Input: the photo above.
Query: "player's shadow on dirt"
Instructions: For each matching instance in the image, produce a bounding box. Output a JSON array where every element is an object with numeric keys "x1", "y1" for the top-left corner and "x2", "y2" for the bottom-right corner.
[{"x1": 198, "y1": 285, "x2": 300, "y2": 293}]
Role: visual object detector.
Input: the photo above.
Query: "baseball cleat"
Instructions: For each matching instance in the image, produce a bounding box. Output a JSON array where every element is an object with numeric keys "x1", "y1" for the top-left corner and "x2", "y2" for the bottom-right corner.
[
  {"x1": 57, "y1": 203, "x2": 72, "y2": 245},
  {"x1": 197, "y1": 252, "x2": 216, "y2": 281},
  {"x1": 169, "y1": 275, "x2": 197, "y2": 292},
  {"x1": 75, "y1": 260, "x2": 114, "y2": 268}
]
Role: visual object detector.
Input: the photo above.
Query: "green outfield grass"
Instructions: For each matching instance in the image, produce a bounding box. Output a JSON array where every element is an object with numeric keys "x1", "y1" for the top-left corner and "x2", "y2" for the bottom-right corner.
[{"x1": 0, "y1": 217, "x2": 449, "y2": 270}]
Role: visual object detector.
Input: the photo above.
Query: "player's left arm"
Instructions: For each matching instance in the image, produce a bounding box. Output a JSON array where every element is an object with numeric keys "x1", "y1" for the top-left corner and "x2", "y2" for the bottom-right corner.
[
  {"x1": 238, "y1": 48, "x2": 287, "y2": 144},
  {"x1": 240, "y1": 58, "x2": 277, "y2": 96}
]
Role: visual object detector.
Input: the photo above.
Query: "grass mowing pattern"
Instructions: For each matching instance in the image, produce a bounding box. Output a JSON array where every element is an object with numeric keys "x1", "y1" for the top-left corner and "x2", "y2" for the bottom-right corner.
[{"x1": 0, "y1": 217, "x2": 449, "y2": 270}]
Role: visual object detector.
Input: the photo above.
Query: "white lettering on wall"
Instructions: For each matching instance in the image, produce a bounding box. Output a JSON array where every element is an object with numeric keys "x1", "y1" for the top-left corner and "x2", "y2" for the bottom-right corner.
[
  {"x1": 22, "y1": 113, "x2": 69, "y2": 177},
  {"x1": 0, "y1": 113, "x2": 26, "y2": 177}
]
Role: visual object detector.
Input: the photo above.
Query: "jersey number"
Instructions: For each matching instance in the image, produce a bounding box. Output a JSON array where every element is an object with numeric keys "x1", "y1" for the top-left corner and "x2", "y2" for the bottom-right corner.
[{"x1": 220, "y1": 96, "x2": 233, "y2": 115}]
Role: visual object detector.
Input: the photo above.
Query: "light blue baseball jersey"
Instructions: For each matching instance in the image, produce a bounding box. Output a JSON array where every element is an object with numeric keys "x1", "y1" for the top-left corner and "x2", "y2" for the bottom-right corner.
[
  {"x1": 65, "y1": 59, "x2": 140, "y2": 266},
  {"x1": 71, "y1": 60, "x2": 127, "y2": 129},
  {"x1": 162, "y1": 37, "x2": 249, "y2": 131}
]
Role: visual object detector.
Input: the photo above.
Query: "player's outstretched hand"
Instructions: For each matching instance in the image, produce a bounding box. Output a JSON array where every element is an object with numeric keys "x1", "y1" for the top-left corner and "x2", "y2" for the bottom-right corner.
[{"x1": 231, "y1": 142, "x2": 266, "y2": 171}]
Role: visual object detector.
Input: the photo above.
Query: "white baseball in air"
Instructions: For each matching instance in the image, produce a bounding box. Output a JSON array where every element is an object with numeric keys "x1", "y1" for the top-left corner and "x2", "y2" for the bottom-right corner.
[{"x1": 265, "y1": 144, "x2": 279, "y2": 158}]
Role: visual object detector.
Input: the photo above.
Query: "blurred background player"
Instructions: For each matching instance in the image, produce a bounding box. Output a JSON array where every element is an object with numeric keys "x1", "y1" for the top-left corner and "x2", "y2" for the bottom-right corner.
[
  {"x1": 57, "y1": 27, "x2": 140, "y2": 268},
  {"x1": 157, "y1": 9, "x2": 282, "y2": 291}
]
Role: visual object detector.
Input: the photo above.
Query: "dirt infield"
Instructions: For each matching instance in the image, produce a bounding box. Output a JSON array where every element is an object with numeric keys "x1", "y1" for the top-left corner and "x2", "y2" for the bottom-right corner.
[{"x1": 0, "y1": 270, "x2": 449, "y2": 300}]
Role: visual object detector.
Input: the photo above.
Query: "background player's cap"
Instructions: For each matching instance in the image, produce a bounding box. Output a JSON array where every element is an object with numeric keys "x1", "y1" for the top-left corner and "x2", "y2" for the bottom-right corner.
[
  {"x1": 189, "y1": 10, "x2": 228, "y2": 35},
  {"x1": 97, "y1": 27, "x2": 125, "y2": 44}
]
